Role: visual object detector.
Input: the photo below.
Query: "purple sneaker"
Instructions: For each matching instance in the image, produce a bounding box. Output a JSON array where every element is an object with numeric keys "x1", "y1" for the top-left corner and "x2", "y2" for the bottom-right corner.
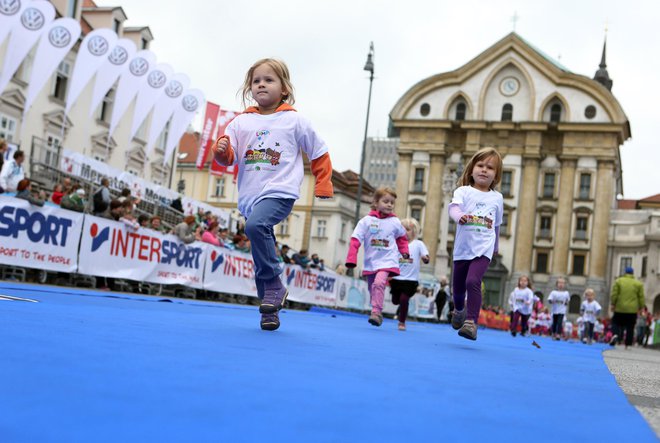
[
  {"x1": 259, "y1": 277, "x2": 288, "y2": 314},
  {"x1": 260, "y1": 312, "x2": 280, "y2": 331}
]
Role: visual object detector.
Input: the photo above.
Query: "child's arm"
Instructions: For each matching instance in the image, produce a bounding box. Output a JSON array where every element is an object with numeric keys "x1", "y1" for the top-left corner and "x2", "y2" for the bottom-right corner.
[
  {"x1": 345, "y1": 238, "x2": 361, "y2": 268},
  {"x1": 448, "y1": 203, "x2": 468, "y2": 224},
  {"x1": 212, "y1": 135, "x2": 235, "y2": 166},
  {"x1": 311, "y1": 153, "x2": 334, "y2": 199},
  {"x1": 395, "y1": 235, "x2": 409, "y2": 259}
]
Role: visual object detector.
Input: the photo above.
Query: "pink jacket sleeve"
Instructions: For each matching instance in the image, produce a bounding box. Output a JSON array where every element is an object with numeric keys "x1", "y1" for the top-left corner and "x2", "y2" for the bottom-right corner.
[
  {"x1": 448, "y1": 203, "x2": 464, "y2": 224},
  {"x1": 395, "y1": 235, "x2": 409, "y2": 256},
  {"x1": 345, "y1": 238, "x2": 361, "y2": 267}
]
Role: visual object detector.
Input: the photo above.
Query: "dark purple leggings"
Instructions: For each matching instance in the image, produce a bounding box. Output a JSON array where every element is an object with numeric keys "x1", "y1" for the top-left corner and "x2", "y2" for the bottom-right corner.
[{"x1": 452, "y1": 256, "x2": 490, "y2": 322}]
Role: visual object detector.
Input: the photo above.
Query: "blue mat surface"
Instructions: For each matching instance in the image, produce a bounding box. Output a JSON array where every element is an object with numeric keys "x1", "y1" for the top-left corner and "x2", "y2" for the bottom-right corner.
[{"x1": 0, "y1": 282, "x2": 656, "y2": 442}]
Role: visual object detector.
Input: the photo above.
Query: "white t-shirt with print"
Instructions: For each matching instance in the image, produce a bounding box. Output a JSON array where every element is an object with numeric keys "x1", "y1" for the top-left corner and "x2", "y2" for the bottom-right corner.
[
  {"x1": 226, "y1": 111, "x2": 328, "y2": 218},
  {"x1": 351, "y1": 214, "x2": 406, "y2": 274},
  {"x1": 393, "y1": 239, "x2": 429, "y2": 281},
  {"x1": 450, "y1": 185, "x2": 503, "y2": 261},
  {"x1": 510, "y1": 287, "x2": 534, "y2": 315},
  {"x1": 547, "y1": 290, "x2": 570, "y2": 315},
  {"x1": 580, "y1": 300, "x2": 602, "y2": 323}
]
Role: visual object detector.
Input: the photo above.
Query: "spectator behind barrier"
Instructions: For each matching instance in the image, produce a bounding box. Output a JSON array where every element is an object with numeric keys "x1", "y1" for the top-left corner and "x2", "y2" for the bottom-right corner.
[
  {"x1": 15, "y1": 178, "x2": 45, "y2": 206},
  {"x1": 60, "y1": 186, "x2": 86, "y2": 212},
  {"x1": 174, "y1": 215, "x2": 198, "y2": 244},
  {"x1": 0, "y1": 149, "x2": 25, "y2": 192}
]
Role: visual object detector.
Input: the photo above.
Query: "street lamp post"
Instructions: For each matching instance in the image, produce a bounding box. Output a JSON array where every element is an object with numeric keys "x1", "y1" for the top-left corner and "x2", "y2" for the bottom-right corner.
[
  {"x1": 353, "y1": 42, "x2": 375, "y2": 228},
  {"x1": 169, "y1": 152, "x2": 188, "y2": 190}
]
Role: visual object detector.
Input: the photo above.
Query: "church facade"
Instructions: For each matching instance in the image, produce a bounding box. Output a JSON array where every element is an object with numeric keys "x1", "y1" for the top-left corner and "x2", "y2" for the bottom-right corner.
[{"x1": 389, "y1": 33, "x2": 630, "y2": 309}]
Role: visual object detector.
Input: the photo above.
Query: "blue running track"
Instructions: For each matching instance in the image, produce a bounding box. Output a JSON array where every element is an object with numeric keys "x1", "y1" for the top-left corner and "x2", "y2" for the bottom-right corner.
[{"x1": 0, "y1": 282, "x2": 656, "y2": 442}]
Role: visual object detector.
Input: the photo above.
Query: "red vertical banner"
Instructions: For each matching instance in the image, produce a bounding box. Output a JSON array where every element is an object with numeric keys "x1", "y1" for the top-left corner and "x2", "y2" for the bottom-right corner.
[
  {"x1": 210, "y1": 109, "x2": 239, "y2": 177},
  {"x1": 196, "y1": 101, "x2": 220, "y2": 170}
]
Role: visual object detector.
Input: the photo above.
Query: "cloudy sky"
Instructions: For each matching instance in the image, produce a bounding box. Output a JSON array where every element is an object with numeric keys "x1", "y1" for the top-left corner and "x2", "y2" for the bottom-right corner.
[{"x1": 96, "y1": 0, "x2": 659, "y2": 199}]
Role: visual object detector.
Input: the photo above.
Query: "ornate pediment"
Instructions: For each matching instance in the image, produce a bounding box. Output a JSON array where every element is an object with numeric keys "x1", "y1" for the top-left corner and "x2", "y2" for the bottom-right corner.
[
  {"x1": 43, "y1": 110, "x2": 74, "y2": 132},
  {"x1": 0, "y1": 88, "x2": 26, "y2": 111}
]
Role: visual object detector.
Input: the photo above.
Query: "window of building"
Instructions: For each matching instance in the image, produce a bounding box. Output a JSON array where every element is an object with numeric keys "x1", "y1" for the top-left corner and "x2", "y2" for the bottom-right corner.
[
  {"x1": 0, "y1": 114, "x2": 18, "y2": 142},
  {"x1": 539, "y1": 216, "x2": 552, "y2": 239},
  {"x1": 569, "y1": 294, "x2": 581, "y2": 314},
  {"x1": 535, "y1": 251, "x2": 549, "y2": 274},
  {"x1": 420, "y1": 103, "x2": 430, "y2": 116},
  {"x1": 500, "y1": 211, "x2": 510, "y2": 236},
  {"x1": 45, "y1": 134, "x2": 61, "y2": 168},
  {"x1": 316, "y1": 219, "x2": 327, "y2": 238},
  {"x1": 112, "y1": 18, "x2": 121, "y2": 33},
  {"x1": 340, "y1": 221, "x2": 347, "y2": 241},
  {"x1": 455, "y1": 102, "x2": 466, "y2": 121},
  {"x1": 141, "y1": 38, "x2": 149, "y2": 49},
  {"x1": 572, "y1": 254, "x2": 586, "y2": 276},
  {"x1": 550, "y1": 104, "x2": 562, "y2": 122},
  {"x1": 99, "y1": 88, "x2": 115, "y2": 123},
  {"x1": 579, "y1": 173, "x2": 591, "y2": 199},
  {"x1": 411, "y1": 207, "x2": 422, "y2": 224},
  {"x1": 214, "y1": 178, "x2": 225, "y2": 197},
  {"x1": 642, "y1": 256, "x2": 647, "y2": 278},
  {"x1": 501, "y1": 170, "x2": 512, "y2": 197},
  {"x1": 575, "y1": 216, "x2": 588, "y2": 240},
  {"x1": 278, "y1": 217, "x2": 290, "y2": 236},
  {"x1": 413, "y1": 168, "x2": 424, "y2": 192},
  {"x1": 501, "y1": 103, "x2": 513, "y2": 121},
  {"x1": 620, "y1": 256, "x2": 632, "y2": 276},
  {"x1": 52, "y1": 61, "x2": 71, "y2": 101},
  {"x1": 67, "y1": 0, "x2": 78, "y2": 18},
  {"x1": 543, "y1": 172, "x2": 555, "y2": 198}
]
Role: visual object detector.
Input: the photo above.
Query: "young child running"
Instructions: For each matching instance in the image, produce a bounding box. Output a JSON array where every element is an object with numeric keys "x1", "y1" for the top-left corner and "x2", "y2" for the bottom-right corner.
[
  {"x1": 580, "y1": 288, "x2": 602, "y2": 344},
  {"x1": 509, "y1": 275, "x2": 534, "y2": 337},
  {"x1": 547, "y1": 277, "x2": 570, "y2": 340},
  {"x1": 346, "y1": 187, "x2": 409, "y2": 327},
  {"x1": 212, "y1": 58, "x2": 334, "y2": 331},
  {"x1": 448, "y1": 147, "x2": 503, "y2": 340},
  {"x1": 390, "y1": 218, "x2": 430, "y2": 331}
]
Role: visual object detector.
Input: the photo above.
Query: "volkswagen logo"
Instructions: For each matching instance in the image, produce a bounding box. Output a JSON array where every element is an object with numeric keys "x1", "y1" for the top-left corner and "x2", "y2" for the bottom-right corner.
[
  {"x1": 87, "y1": 35, "x2": 109, "y2": 56},
  {"x1": 0, "y1": 0, "x2": 21, "y2": 16},
  {"x1": 108, "y1": 45, "x2": 128, "y2": 65},
  {"x1": 165, "y1": 80, "x2": 183, "y2": 98},
  {"x1": 21, "y1": 7, "x2": 44, "y2": 31},
  {"x1": 182, "y1": 95, "x2": 199, "y2": 112},
  {"x1": 49, "y1": 26, "x2": 71, "y2": 48},
  {"x1": 147, "y1": 70, "x2": 166, "y2": 88},
  {"x1": 129, "y1": 57, "x2": 149, "y2": 76}
]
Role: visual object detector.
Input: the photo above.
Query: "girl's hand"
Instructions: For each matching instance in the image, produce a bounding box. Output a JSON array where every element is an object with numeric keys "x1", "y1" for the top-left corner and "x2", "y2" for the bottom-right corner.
[
  {"x1": 459, "y1": 215, "x2": 469, "y2": 225},
  {"x1": 213, "y1": 137, "x2": 229, "y2": 154}
]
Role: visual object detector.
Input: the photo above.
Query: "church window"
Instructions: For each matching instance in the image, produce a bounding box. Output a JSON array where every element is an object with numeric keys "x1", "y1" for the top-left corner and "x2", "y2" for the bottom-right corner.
[
  {"x1": 550, "y1": 104, "x2": 562, "y2": 122},
  {"x1": 572, "y1": 253, "x2": 586, "y2": 276},
  {"x1": 501, "y1": 170, "x2": 512, "y2": 197},
  {"x1": 535, "y1": 251, "x2": 549, "y2": 274},
  {"x1": 579, "y1": 173, "x2": 591, "y2": 199},
  {"x1": 501, "y1": 103, "x2": 513, "y2": 121},
  {"x1": 584, "y1": 105, "x2": 596, "y2": 119},
  {"x1": 420, "y1": 103, "x2": 430, "y2": 116},
  {"x1": 542, "y1": 173, "x2": 555, "y2": 198},
  {"x1": 455, "y1": 103, "x2": 466, "y2": 121},
  {"x1": 413, "y1": 168, "x2": 424, "y2": 192}
]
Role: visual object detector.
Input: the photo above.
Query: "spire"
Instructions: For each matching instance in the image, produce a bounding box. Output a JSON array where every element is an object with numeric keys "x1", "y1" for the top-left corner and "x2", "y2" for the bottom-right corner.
[{"x1": 593, "y1": 36, "x2": 613, "y2": 90}]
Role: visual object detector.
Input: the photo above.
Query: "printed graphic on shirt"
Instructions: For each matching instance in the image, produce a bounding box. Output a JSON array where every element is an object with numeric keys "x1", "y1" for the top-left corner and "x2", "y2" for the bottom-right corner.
[
  {"x1": 399, "y1": 256, "x2": 413, "y2": 265},
  {"x1": 370, "y1": 238, "x2": 390, "y2": 248},
  {"x1": 244, "y1": 130, "x2": 283, "y2": 169},
  {"x1": 464, "y1": 203, "x2": 494, "y2": 230}
]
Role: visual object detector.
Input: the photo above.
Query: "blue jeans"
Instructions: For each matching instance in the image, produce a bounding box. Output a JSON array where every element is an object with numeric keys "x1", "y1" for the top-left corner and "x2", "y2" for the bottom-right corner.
[{"x1": 244, "y1": 198, "x2": 295, "y2": 288}]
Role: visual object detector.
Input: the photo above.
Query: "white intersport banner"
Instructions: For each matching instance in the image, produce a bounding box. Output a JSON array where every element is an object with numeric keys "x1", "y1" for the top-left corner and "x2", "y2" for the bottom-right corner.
[
  {"x1": 0, "y1": 1, "x2": 55, "y2": 94},
  {"x1": 65, "y1": 28, "x2": 118, "y2": 115},
  {"x1": 88, "y1": 38, "x2": 136, "y2": 118},
  {"x1": 78, "y1": 215, "x2": 207, "y2": 288},
  {"x1": 23, "y1": 17, "x2": 81, "y2": 115},
  {"x1": 334, "y1": 275, "x2": 371, "y2": 311},
  {"x1": 128, "y1": 63, "x2": 173, "y2": 141},
  {"x1": 145, "y1": 73, "x2": 189, "y2": 156},
  {"x1": 163, "y1": 89, "x2": 205, "y2": 166},
  {"x1": 108, "y1": 49, "x2": 156, "y2": 137},
  {"x1": 0, "y1": 0, "x2": 28, "y2": 48},
  {"x1": 0, "y1": 196, "x2": 83, "y2": 273}
]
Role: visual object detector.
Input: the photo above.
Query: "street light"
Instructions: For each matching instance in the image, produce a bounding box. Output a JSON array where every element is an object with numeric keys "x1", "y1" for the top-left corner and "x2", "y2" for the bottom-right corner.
[
  {"x1": 353, "y1": 42, "x2": 375, "y2": 228},
  {"x1": 169, "y1": 152, "x2": 188, "y2": 190}
]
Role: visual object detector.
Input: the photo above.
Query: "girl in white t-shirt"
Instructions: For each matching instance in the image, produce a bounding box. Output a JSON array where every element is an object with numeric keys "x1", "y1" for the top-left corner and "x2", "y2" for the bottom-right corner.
[
  {"x1": 346, "y1": 187, "x2": 410, "y2": 327},
  {"x1": 213, "y1": 58, "x2": 334, "y2": 332},
  {"x1": 509, "y1": 275, "x2": 534, "y2": 337},
  {"x1": 448, "y1": 147, "x2": 504, "y2": 341},
  {"x1": 391, "y1": 218, "x2": 430, "y2": 331},
  {"x1": 547, "y1": 277, "x2": 571, "y2": 340},
  {"x1": 580, "y1": 288, "x2": 602, "y2": 344}
]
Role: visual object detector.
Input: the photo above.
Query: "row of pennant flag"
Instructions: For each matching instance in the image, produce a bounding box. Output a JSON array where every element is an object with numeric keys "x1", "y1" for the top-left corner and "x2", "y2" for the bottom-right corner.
[
  {"x1": 0, "y1": 0, "x2": 206, "y2": 166},
  {"x1": 195, "y1": 102, "x2": 239, "y2": 181}
]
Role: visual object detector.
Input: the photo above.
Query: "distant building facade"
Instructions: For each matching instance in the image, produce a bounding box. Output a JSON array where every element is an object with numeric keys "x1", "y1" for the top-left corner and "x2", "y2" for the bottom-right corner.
[{"x1": 363, "y1": 137, "x2": 399, "y2": 190}]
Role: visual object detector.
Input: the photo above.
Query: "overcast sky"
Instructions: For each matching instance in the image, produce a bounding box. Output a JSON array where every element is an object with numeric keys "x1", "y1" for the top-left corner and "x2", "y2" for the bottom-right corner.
[{"x1": 96, "y1": 0, "x2": 659, "y2": 200}]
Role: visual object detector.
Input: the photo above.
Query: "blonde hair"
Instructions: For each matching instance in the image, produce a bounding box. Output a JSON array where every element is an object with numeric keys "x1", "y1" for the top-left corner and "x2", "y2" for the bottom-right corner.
[
  {"x1": 400, "y1": 218, "x2": 420, "y2": 239},
  {"x1": 556, "y1": 277, "x2": 566, "y2": 288},
  {"x1": 584, "y1": 288, "x2": 595, "y2": 298},
  {"x1": 370, "y1": 187, "x2": 397, "y2": 210},
  {"x1": 457, "y1": 147, "x2": 503, "y2": 190},
  {"x1": 240, "y1": 58, "x2": 295, "y2": 109},
  {"x1": 517, "y1": 274, "x2": 533, "y2": 290}
]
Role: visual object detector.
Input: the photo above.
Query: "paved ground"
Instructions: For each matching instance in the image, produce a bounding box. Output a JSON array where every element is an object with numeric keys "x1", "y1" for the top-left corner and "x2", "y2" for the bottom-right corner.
[{"x1": 604, "y1": 346, "x2": 660, "y2": 438}]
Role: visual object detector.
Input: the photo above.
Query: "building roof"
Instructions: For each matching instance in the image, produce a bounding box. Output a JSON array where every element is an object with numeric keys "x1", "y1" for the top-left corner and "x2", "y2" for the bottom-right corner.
[{"x1": 617, "y1": 194, "x2": 660, "y2": 210}]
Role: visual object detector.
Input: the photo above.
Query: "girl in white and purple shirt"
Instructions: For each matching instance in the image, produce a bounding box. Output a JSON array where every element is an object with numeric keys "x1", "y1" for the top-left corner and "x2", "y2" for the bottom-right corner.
[
  {"x1": 547, "y1": 277, "x2": 571, "y2": 340},
  {"x1": 346, "y1": 187, "x2": 409, "y2": 327}
]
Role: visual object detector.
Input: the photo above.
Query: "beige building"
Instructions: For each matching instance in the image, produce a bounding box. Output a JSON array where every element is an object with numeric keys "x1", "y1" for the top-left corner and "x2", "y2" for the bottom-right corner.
[
  {"x1": 609, "y1": 195, "x2": 660, "y2": 315},
  {"x1": 390, "y1": 33, "x2": 630, "y2": 308},
  {"x1": 176, "y1": 131, "x2": 374, "y2": 273}
]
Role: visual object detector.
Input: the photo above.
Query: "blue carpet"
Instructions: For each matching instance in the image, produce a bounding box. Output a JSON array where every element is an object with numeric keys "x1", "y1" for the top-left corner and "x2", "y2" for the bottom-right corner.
[{"x1": 0, "y1": 282, "x2": 656, "y2": 442}]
